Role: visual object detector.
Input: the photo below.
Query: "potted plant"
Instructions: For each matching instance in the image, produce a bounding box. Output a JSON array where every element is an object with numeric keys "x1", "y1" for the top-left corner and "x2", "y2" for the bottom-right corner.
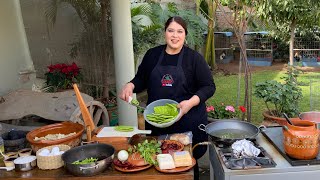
[
  {"x1": 44, "y1": 62, "x2": 82, "y2": 92},
  {"x1": 254, "y1": 66, "x2": 303, "y2": 125},
  {"x1": 206, "y1": 103, "x2": 246, "y2": 122}
]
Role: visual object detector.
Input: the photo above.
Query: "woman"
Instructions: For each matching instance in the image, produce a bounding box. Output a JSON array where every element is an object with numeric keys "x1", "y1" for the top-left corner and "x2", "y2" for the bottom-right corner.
[{"x1": 119, "y1": 16, "x2": 215, "y2": 179}]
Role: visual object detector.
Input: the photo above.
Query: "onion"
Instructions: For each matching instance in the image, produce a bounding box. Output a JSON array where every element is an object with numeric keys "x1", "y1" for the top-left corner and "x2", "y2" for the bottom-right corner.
[{"x1": 117, "y1": 150, "x2": 129, "y2": 162}]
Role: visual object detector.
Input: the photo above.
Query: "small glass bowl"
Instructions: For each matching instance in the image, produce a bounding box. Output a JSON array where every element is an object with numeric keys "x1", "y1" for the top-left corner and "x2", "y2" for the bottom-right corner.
[
  {"x1": 5, "y1": 152, "x2": 19, "y2": 158},
  {"x1": 18, "y1": 148, "x2": 32, "y2": 157},
  {"x1": 3, "y1": 157, "x2": 17, "y2": 167}
]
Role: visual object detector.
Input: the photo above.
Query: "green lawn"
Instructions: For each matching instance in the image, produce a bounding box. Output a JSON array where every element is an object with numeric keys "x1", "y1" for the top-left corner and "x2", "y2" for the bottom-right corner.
[{"x1": 207, "y1": 69, "x2": 320, "y2": 125}]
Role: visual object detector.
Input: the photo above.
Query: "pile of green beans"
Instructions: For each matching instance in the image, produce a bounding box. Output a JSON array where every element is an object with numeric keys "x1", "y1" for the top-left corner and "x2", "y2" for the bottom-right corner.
[
  {"x1": 146, "y1": 113, "x2": 176, "y2": 124},
  {"x1": 114, "y1": 125, "x2": 134, "y2": 132},
  {"x1": 146, "y1": 103, "x2": 178, "y2": 124}
]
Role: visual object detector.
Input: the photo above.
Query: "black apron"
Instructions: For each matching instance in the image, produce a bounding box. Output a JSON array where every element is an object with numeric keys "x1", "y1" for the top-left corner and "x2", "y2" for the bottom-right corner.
[{"x1": 146, "y1": 46, "x2": 208, "y2": 159}]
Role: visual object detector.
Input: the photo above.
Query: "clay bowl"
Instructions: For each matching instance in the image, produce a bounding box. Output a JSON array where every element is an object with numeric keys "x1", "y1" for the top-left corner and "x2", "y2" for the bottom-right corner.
[{"x1": 26, "y1": 122, "x2": 84, "y2": 152}]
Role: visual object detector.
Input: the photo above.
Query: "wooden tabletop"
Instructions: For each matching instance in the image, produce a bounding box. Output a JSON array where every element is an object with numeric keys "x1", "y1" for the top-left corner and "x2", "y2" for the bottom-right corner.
[
  {"x1": 0, "y1": 135, "x2": 194, "y2": 179},
  {"x1": 0, "y1": 164, "x2": 193, "y2": 180}
]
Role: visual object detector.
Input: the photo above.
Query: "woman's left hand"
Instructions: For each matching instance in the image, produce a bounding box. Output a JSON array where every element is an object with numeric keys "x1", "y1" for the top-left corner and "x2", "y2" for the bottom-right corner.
[
  {"x1": 177, "y1": 100, "x2": 193, "y2": 117},
  {"x1": 176, "y1": 95, "x2": 200, "y2": 120}
]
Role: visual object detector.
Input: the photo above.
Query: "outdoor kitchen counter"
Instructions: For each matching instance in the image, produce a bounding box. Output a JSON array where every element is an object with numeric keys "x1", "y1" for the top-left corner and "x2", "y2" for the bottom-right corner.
[
  {"x1": 0, "y1": 164, "x2": 193, "y2": 180},
  {"x1": 210, "y1": 128, "x2": 320, "y2": 180}
]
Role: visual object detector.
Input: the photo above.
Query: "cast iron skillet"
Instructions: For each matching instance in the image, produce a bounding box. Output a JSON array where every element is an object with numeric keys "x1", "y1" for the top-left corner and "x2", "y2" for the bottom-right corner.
[{"x1": 199, "y1": 119, "x2": 261, "y2": 146}]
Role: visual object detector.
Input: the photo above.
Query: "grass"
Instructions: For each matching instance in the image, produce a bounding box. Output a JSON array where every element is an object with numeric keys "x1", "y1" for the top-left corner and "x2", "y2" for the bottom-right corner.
[{"x1": 207, "y1": 69, "x2": 320, "y2": 125}]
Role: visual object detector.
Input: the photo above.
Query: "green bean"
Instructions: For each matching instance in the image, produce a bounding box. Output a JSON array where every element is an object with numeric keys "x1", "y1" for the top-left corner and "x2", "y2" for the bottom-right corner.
[
  {"x1": 131, "y1": 99, "x2": 140, "y2": 106},
  {"x1": 114, "y1": 125, "x2": 134, "y2": 132}
]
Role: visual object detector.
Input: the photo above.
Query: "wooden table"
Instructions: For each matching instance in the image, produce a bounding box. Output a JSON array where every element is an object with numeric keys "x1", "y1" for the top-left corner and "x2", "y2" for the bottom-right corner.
[
  {"x1": 1, "y1": 135, "x2": 194, "y2": 179},
  {"x1": 0, "y1": 144, "x2": 193, "y2": 180},
  {"x1": 0, "y1": 164, "x2": 193, "y2": 180}
]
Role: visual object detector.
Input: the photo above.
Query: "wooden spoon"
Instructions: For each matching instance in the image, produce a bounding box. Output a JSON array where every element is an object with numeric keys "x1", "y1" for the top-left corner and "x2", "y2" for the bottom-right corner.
[{"x1": 73, "y1": 84, "x2": 96, "y2": 137}]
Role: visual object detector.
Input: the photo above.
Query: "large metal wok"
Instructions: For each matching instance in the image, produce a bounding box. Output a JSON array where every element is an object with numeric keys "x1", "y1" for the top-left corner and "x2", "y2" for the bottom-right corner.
[
  {"x1": 62, "y1": 143, "x2": 115, "y2": 177},
  {"x1": 199, "y1": 119, "x2": 260, "y2": 146}
]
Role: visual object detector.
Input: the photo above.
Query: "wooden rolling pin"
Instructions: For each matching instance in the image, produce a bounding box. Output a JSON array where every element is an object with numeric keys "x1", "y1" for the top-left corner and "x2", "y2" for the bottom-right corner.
[{"x1": 73, "y1": 84, "x2": 96, "y2": 135}]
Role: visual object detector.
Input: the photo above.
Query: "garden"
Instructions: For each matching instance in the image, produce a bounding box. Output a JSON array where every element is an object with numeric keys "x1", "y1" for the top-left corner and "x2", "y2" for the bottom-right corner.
[
  {"x1": 206, "y1": 62, "x2": 320, "y2": 125},
  {"x1": 32, "y1": 0, "x2": 320, "y2": 126}
]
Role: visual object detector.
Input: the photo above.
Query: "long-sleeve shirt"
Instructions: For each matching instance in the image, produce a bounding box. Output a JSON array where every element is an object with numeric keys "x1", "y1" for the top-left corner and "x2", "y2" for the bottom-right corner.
[{"x1": 131, "y1": 45, "x2": 215, "y2": 103}]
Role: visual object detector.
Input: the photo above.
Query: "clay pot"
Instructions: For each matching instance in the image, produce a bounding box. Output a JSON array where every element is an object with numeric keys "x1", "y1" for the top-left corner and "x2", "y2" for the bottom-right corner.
[
  {"x1": 26, "y1": 122, "x2": 84, "y2": 152},
  {"x1": 263, "y1": 110, "x2": 301, "y2": 125},
  {"x1": 283, "y1": 120, "x2": 319, "y2": 160}
]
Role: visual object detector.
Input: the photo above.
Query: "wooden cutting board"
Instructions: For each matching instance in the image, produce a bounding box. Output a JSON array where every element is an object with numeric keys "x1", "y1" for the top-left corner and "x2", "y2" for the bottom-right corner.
[{"x1": 96, "y1": 127, "x2": 151, "y2": 137}]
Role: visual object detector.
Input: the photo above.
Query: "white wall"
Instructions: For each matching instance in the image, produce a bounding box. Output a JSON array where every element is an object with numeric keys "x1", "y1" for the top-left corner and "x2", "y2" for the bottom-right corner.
[{"x1": 0, "y1": 0, "x2": 35, "y2": 96}]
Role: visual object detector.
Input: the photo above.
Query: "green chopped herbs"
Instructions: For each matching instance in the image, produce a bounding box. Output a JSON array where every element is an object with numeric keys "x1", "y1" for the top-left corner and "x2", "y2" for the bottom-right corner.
[
  {"x1": 146, "y1": 103, "x2": 178, "y2": 124},
  {"x1": 72, "y1": 157, "x2": 98, "y2": 165},
  {"x1": 114, "y1": 125, "x2": 134, "y2": 132},
  {"x1": 128, "y1": 139, "x2": 161, "y2": 165}
]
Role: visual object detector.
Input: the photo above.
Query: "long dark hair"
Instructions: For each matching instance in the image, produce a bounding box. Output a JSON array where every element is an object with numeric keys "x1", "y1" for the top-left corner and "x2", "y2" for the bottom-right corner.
[{"x1": 164, "y1": 16, "x2": 188, "y2": 35}]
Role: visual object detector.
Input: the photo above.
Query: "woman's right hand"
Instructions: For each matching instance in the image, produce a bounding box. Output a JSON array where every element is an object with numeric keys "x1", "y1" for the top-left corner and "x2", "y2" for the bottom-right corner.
[{"x1": 119, "y1": 82, "x2": 135, "y2": 102}]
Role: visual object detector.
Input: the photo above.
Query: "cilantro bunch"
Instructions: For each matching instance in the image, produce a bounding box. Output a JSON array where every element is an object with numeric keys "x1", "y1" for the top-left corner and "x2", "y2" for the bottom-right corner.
[{"x1": 128, "y1": 139, "x2": 161, "y2": 165}]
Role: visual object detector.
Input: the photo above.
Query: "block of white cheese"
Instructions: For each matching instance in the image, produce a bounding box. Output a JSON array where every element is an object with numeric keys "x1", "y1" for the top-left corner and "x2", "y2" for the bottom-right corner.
[
  {"x1": 173, "y1": 151, "x2": 192, "y2": 167},
  {"x1": 157, "y1": 154, "x2": 175, "y2": 170}
]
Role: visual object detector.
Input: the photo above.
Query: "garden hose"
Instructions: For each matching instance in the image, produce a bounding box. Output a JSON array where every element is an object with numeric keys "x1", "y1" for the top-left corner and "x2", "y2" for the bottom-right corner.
[{"x1": 192, "y1": 141, "x2": 211, "y2": 152}]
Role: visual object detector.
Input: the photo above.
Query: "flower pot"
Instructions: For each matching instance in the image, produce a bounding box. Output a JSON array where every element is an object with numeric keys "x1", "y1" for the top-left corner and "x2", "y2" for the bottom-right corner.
[{"x1": 262, "y1": 110, "x2": 301, "y2": 125}]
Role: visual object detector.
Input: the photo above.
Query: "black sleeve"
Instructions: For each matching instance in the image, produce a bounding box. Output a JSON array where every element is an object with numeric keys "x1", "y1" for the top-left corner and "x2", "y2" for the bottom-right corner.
[
  {"x1": 130, "y1": 49, "x2": 152, "y2": 93},
  {"x1": 193, "y1": 52, "x2": 216, "y2": 103}
]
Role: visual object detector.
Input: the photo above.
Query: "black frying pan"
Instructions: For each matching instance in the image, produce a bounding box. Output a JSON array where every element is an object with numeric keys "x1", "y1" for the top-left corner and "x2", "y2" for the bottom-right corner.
[{"x1": 199, "y1": 119, "x2": 260, "y2": 146}]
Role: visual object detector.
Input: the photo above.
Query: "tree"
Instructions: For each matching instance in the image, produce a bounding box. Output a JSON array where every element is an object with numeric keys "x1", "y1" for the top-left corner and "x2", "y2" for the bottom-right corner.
[
  {"x1": 256, "y1": 0, "x2": 320, "y2": 65},
  {"x1": 195, "y1": 0, "x2": 218, "y2": 69},
  {"x1": 212, "y1": 0, "x2": 256, "y2": 122}
]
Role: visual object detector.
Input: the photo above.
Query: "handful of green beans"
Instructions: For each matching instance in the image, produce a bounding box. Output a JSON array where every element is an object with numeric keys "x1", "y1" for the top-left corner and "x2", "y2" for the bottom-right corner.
[
  {"x1": 130, "y1": 99, "x2": 140, "y2": 106},
  {"x1": 114, "y1": 125, "x2": 134, "y2": 132}
]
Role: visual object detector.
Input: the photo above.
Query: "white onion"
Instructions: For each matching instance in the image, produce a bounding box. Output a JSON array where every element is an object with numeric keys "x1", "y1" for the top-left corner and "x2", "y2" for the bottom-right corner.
[{"x1": 117, "y1": 150, "x2": 129, "y2": 162}]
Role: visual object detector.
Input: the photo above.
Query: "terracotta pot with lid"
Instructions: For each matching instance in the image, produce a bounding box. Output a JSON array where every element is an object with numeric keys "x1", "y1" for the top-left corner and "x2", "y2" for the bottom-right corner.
[{"x1": 283, "y1": 120, "x2": 319, "y2": 160}]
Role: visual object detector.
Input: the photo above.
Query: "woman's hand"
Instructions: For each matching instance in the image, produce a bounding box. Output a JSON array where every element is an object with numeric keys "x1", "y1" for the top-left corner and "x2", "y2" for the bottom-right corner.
[
  {"x1": 177, "y1": 100, "x2": 194, "y2": 116},
  {"x1": 176, "y1": 95, "x2": 200, "y2": 119},
  {"x1": 119, "y1": 82, "x2": 135, "y2": 102}
]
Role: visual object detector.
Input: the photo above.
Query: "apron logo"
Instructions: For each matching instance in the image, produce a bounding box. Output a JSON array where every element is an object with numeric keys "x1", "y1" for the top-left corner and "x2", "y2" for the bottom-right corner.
[{"x1": 161, "y1": 74, "x2": 174, "y2": 87}]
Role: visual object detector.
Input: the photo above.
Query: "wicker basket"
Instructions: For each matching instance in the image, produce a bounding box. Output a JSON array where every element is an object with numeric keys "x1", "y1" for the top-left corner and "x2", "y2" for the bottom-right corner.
[{"x1": 36, "y1": 144, "x2": 70, "y2": 170}]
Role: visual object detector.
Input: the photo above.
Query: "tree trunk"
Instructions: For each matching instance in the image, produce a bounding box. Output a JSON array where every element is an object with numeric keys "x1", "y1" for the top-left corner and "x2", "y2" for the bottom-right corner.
[
  {"x1": 204, "y1": 0, "x2": 217, "y2": 69},
  {"x1": 100, "y1": 0, "x2": 109, "y2": 99},
  {"x1": 210, "y1": 2, "x2": 217, "y2": 69},
  {"x1": 289, "y1": 18, "x2": 297, "y2": 66}
]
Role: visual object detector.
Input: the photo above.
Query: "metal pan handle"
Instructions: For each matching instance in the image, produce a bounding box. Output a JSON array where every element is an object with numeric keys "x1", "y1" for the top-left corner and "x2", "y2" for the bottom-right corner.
[{"x1": 198, "y1": 124, "x2": 206, "y2": 132}]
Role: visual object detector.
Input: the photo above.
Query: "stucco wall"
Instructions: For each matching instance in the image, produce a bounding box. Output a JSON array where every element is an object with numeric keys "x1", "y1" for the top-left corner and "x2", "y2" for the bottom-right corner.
[
  {"x1": 20, "y1": 0, "x2": 84, "y2": 77},
  {"x1": 0, "y1": 0, "x2": 35, "y2": 96}
]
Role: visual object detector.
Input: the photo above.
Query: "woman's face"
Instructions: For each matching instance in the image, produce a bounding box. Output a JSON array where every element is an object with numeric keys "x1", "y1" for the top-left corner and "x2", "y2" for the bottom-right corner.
[{"x1": 165, "y1": 21, "x2": 186, "y2": 54}]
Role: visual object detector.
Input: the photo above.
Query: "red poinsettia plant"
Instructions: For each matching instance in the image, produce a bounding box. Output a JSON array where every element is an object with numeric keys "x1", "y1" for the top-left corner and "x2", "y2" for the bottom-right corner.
[
  {"x1": 45, "y1": 62, "x2": 82, "y2": 91},
  {"x1": 206, "y1": 102, "x2": 246, "y2": 119}
]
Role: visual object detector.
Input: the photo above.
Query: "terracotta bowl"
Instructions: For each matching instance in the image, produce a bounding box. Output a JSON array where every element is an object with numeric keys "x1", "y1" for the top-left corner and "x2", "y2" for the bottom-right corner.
[
  {"x1": 262, "y1": 111, "x2": 301, "y2": 125},
  {"x1": 26, "y1": 122, "x2": 84, "y2": 152}
]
